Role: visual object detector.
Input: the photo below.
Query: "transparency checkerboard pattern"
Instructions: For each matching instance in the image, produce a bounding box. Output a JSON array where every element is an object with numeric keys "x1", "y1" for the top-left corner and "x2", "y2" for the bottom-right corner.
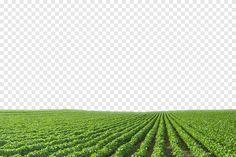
[{"x1": 0, "y1": 0, "x2": 235, "y2": 111}]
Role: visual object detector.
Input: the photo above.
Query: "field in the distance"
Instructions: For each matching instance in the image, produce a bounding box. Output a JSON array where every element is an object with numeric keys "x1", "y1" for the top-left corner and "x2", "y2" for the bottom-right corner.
[{"x1": 0, "y1": 110, "x2": 235, "y2": 157}]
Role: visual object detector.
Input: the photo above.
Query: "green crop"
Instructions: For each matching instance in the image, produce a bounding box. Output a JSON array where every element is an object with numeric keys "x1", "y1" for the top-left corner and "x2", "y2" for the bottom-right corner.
[{"x1": 0, "y1": 110, "x2": 235, "y2": 157}]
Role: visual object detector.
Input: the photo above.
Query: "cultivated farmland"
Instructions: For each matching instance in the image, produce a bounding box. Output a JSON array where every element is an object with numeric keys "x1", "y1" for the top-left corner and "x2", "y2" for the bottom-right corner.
[{"x1": 0, "y1": 110, "x2": 235, "y2": 157}]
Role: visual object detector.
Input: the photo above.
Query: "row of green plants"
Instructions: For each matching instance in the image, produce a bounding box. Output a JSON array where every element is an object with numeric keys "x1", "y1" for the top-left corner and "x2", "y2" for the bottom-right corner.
[
  {"x1": 0, "y1": 114, "x2": 151, "y2": 156},
  {"x1": 89, "y1": 116, "x2": 157, "y2": 157},
  {"x1": 1, "y1": 114, "x2": 142, "y2": 149},
  {"x1": 0, "y1": 110, "x2": 235, "y2": 157},
  {"x1": 112, "y1": 116, "x2": 158, "y2": 157},
  {"x1": 169, "y1": 114, "x2": 232, "y2": 157},
  {"x1": 165, "y1": 115, "x2": 184, "y2": 157},
  {"x1": 151, "y1": 114, "x2": 165, "y2": 157},
  {"x1": 42, "y1": 116, "x2": 154, "y2": 157},
  {"x1": 132, "y1": 115, "x2": 160, "y2": 157}
]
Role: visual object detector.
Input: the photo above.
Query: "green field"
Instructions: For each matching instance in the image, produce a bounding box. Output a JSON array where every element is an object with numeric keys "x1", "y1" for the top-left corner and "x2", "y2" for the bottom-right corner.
[{"x1": 0, "y1": 110, "x2": 235, "y2": 157}]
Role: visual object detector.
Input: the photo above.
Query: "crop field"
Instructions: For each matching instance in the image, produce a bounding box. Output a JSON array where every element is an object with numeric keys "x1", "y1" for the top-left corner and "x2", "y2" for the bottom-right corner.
[{"x1": 0, "y1": 110, "x2": 235, "y2": 157}]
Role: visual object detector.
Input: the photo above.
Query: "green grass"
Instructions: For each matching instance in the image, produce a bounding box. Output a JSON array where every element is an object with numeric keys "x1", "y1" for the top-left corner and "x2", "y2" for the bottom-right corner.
[{"x1": 0, "y1": 110, "x2": 235, "y2": 157}]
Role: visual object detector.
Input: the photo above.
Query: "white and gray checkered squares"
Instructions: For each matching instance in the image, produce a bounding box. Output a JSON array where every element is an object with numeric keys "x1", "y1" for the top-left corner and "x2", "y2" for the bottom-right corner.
[{"x1": 0, "y1": 0, "x2": 235, "y2": 111}]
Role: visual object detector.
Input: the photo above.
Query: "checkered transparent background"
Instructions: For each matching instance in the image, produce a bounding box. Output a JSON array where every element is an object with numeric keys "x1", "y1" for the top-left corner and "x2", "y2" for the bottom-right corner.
[{"x1": 0, "y1": 0, "x2": 235, "y2": 111}]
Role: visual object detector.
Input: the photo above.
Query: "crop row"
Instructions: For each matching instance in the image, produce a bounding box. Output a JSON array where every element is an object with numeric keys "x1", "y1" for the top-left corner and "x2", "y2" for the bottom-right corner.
[{"x1": 0, "y1": 110, "x2": 235, "y2": 157}]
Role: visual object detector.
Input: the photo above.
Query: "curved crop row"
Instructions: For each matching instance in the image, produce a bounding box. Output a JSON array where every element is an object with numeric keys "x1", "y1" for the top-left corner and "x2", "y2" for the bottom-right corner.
[
  {"x1": 151, "y1": 114, "x2": 165, "y2": 157},
  {"x1": 131, "y1": 115, "x2": 160, "y2": 157},
  {"x1": 112, "y1": 115, "x2": 158, "y2": 157},
  {"x1": 1, "y1": 115, "x2": 142, "y2": 149},
  {"x1": 165, "y1": 115, "x2": 184, "y2": 157},
  {"x1": 170, "y1": 113, "x2": 236, "y2": 154},
  {"x1": 0, "y1": 115, "x2": 150, "y2": 156},
  {"x1": 169, "y1": 114, "x2": 231, "y2": 157},
  {"x1": 26, "y1": 116, "x2": 150, "y2": 157},
  {"x1": 29, "y1": 115, "x2": 153, "y2": 157},
  {"x1": 167, "y1": 115, "x2": 212, "y2": 157},
  {"x1": 87, "y1": 115, "x2": 157, "y2": 157}
]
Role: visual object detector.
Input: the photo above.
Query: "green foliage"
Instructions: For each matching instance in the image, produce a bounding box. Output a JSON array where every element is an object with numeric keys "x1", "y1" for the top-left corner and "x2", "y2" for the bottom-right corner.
[
  {"x1": 151, "y1": 114, "x2": 165, "y2": 157},
  {"x1": 165, "y1": 115, "x2": 184, "y2": 157},
  {"x1": 0, "y1": 110, "x2": 235, "y2": 156},
  {"x1": 132, "y1": 115, "x2": 160, "y2": 157}
]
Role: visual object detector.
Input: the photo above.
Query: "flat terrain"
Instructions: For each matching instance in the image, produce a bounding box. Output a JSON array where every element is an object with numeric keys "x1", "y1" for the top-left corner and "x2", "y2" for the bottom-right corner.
[{"x1": 0, "y1": 110, "x2": 235, "y2": 157}]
